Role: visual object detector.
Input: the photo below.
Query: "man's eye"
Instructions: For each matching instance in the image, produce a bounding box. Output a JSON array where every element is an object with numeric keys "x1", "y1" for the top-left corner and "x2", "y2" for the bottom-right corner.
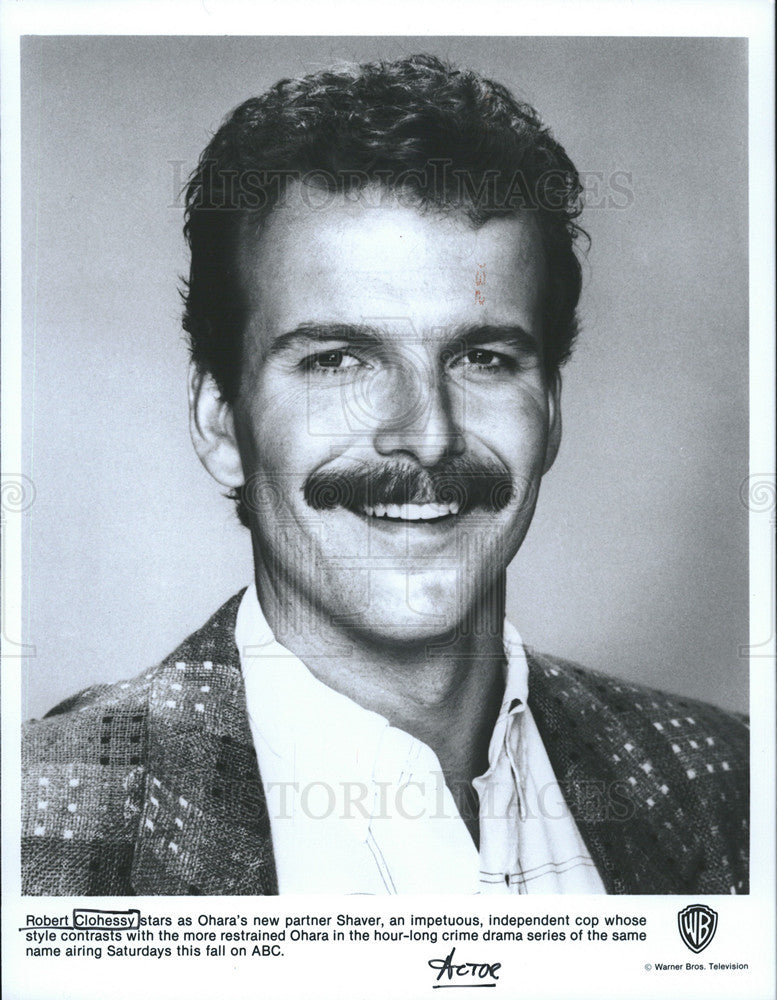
[
  {"x1": 306, "y1": 349, "x2": 361, "y2": 373},
  {"x1": 461, "y1": 349, "x2": 507, "y2": 370}
]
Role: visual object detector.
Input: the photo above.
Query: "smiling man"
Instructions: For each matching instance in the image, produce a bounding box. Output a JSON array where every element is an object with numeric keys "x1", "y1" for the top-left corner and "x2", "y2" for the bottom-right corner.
[{"x1": 23, "y1": 54, "x2": 748, "y2": 895}]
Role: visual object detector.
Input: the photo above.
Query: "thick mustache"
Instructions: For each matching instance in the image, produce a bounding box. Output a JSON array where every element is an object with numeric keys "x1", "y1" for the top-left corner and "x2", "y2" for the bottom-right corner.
[{"x1": 303, "y1": 459, "x2": 514, "y2": 514}]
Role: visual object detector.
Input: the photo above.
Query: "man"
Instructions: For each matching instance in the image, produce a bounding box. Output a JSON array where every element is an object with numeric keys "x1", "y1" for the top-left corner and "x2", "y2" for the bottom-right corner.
[{"x1": 22, "y1": 54, "x2": 748, "y2": 895}]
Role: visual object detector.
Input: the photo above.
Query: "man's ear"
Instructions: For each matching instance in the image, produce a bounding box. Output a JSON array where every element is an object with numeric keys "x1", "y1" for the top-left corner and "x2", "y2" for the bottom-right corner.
[
  {"x1": 188, "y1": 362, "x2": 245, "y2": 488},
  {"x1": 542, "y1": 369, "x2": 562, "y2": 474}
]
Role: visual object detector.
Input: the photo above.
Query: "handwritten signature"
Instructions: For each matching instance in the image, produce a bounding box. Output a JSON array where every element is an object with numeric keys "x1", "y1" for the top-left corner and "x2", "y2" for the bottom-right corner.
[{"x1": 428, "y1": 947, "x2": 501, "y2": 988}]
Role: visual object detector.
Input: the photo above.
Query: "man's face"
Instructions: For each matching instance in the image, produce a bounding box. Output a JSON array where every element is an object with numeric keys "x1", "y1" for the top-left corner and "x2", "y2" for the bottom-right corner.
[{"x1": 229, "y1": 186, "x2": 560, "y2": 645}]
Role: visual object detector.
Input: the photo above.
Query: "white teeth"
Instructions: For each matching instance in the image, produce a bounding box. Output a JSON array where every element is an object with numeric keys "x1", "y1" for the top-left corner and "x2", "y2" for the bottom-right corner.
[
  {"x1": 359, "y1": 501, "x2": 461, "y2": 521},
  {"x1": 417, "y1": 502, "x2": 450, "y2": 519}
]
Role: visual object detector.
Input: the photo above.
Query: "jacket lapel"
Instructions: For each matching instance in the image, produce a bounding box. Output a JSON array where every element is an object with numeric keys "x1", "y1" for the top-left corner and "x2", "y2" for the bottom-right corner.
[
  {"x1": 131, "y1": 593, "x2": 278, "y2": 895},
  {"x1": 526, "y1": 650, "x2": 705, "y2": 893}
]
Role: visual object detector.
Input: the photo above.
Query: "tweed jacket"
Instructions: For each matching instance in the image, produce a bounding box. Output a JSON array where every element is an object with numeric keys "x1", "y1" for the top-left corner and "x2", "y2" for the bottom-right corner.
[{"x1": 22, "y1": 592, "x2": 749, "y2": 895}]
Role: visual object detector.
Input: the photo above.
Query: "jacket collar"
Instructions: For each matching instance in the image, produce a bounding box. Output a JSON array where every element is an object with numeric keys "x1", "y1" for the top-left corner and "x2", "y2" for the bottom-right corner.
[{"x1": 131, "y1": 592, "x2": 698, "y2": 895}]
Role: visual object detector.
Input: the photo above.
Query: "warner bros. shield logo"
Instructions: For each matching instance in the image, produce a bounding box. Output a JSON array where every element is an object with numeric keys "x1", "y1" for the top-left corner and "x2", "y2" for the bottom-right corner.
[{"x1": 677, "y1": 904, "x2": 718, "y2": 953}]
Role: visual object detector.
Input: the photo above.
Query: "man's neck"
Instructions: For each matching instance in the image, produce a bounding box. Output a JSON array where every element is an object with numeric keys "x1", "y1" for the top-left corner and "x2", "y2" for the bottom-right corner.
[{"x1": 253, "y1": 567, "x2": 508, "y2": 839}]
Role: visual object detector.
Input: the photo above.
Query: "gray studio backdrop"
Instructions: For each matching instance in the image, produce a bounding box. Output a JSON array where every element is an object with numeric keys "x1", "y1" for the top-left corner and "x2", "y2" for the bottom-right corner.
[{"x1": 21, "y1": 36, "x2": 748, "y2": 719}]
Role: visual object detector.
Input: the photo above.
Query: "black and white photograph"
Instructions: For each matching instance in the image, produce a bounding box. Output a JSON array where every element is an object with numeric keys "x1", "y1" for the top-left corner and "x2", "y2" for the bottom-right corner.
[{"x1": 2, "y1": 6, "x2": 774, "y2": 1000}]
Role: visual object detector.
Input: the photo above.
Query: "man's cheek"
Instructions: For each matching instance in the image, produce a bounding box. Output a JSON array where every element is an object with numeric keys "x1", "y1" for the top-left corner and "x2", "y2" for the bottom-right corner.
[{"x1": 304, "y1": 387, "x2": 370, "y2": 440}]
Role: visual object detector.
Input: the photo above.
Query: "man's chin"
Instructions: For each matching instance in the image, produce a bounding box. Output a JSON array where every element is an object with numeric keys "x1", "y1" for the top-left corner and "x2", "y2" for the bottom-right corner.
[
  {"x1": 328, "y1": 572, "x2": 495, "y2": 649},
  {"x1": 337, "y1": 618, "x2": 468, "y2": 652}
]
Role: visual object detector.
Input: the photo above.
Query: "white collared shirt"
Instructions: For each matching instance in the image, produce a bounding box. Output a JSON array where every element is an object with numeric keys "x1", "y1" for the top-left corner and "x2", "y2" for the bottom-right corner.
[{"x1": 236, "y1": 584, "x2": 605, "y2": 894}]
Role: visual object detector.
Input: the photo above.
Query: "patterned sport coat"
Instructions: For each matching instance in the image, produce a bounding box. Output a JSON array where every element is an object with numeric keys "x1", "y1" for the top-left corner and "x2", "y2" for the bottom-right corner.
[{"x1": 22, "y1": 592, "x2": 749, "y2": 895}]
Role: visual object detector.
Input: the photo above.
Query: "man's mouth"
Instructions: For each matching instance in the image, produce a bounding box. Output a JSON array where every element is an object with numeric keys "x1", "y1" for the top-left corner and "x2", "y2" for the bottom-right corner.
[{"x1": 360, "y1": 501, "x2": 461, "y2": 522}]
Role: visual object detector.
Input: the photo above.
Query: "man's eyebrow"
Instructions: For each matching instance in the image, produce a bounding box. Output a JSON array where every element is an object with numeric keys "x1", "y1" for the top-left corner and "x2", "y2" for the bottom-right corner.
[
  {"x1": 268, "y1": 322, "x2": 384, "y2": 354},
  {"x1": 266, "y1": 321, "x2": 541, "y2": 358},
  {"x1": 450, "y1": 324, "x2": 541, "y2": 355}
]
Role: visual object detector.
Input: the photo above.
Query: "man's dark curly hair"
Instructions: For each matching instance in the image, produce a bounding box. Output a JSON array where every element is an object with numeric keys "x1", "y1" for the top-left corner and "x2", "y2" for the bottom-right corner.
[{"x1": 182, "y1": 53, "x2": 585, "y2": 405}]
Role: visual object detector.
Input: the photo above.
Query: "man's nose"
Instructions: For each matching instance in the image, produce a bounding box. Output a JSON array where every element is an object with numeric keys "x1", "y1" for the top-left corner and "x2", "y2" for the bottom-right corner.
[{"x1": 371, "y1": 358, "x2": 465, "y2": 467}]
